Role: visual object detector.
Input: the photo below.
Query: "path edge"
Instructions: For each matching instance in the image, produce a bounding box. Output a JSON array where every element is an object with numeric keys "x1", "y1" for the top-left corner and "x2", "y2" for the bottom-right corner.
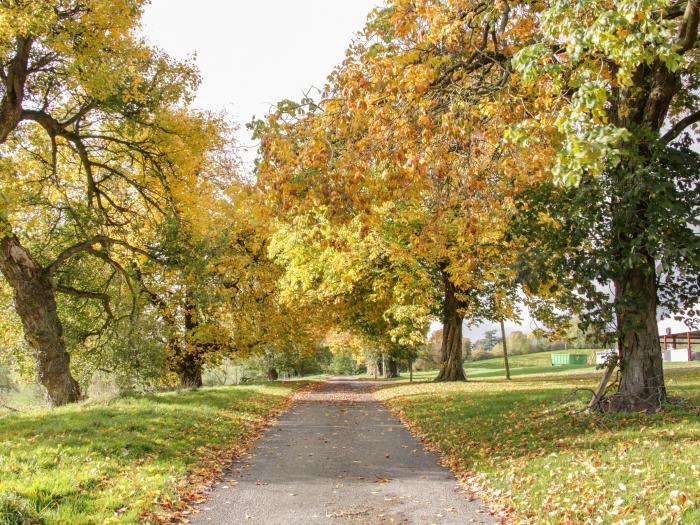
[
  {"x1": 372, "y1": 383, "x2": 521, "y2": 525},
  {"x1": 145, "y1": 381, "x2": 324, "y2": 524}
]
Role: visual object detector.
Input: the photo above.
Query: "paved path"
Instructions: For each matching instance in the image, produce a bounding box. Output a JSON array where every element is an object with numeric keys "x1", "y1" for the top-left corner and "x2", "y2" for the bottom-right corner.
[{"x1": 190, "y1": 378, "x2": 495, "y2": 525}]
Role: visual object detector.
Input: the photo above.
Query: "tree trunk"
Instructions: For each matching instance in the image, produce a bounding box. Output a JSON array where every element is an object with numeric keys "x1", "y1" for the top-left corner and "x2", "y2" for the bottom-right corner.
[
  {"x1": 604, "y1": 48, "x2": 686, "y2": 410},
  {"x1": 385, "y1": 356, "x2": 399, "y2": 378},
  {"x1": 0, "y1": 234, "x2": 80, "y2": 407},
  {"x1": 178, "y1": 291, "x2": 203, "y2": 389},
  {"x1": 179, "y1": 354, "x2": 203, "y2": 389},
  {"x1": 435, "y1": 270, "x2": 467, "y2": 382},
  {"x1": 500, "y1": 317, "x2": 511, "y2": 380},
  {"x1": 610, "y1": 264, "x2": 666, "y2": 411},
  {"x1": 267, "y1": 367, "x2": 279, "y2": 381}
]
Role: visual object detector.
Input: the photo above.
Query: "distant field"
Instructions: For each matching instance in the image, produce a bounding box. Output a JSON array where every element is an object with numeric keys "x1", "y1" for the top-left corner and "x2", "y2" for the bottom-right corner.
[
  {"x1": 365, "y1": 349, "x2": 700, "y2": 382},
  {"x1": 377, "y1": 368, "x2": 700, "y2": 523}
]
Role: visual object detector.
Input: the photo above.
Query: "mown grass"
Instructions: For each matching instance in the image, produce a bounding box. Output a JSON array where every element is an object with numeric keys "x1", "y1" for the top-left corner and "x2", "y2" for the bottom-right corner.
[
  {"x1": 364, "y1": 349, "x2": 700, "y2": 382},
  {"x1": 0, "y1": 383, "x2": 303, "y2": 525},
  {"x1": 376, "y1": 368, "x2": 700, "y2": 524}
]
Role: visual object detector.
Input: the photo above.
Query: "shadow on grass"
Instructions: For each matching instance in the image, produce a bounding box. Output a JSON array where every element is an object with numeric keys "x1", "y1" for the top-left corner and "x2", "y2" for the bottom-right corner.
[{"x1": 380, "y1": 371, "x2": 700, "y2": 475}]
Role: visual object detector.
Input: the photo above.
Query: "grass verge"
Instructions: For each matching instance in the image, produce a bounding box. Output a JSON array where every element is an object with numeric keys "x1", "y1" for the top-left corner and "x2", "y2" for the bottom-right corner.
[
  {"x1": 376, "y1": 369, "x2": 700, "y2": 524},
  {"x1": 0, "y1": 382, "x2": 306, "y2": 524}
]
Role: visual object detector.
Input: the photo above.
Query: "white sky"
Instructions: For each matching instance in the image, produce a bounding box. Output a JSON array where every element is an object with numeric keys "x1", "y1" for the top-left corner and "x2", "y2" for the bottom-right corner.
[
  {"x1": 142, "y1": 1, "x2": 688, "y2": 342},
  {"x1": 142, "y1": 0, "x2": 381, "y2": 171}
]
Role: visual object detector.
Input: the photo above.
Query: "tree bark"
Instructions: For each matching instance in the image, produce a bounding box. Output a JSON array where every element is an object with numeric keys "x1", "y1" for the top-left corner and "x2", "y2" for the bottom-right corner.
[
  {"x1": 435, "y1": 270, "x2": 467, "y2": 382},
  {"x1": 385, "y1": 356, "x2": 399, "y2": 378},
  {"x1": 610, "y1": 263, "x2": 666, "y2": 411},
  {"x1": 0, "y1": 234, "x2": 81, "y2": 407},
  {"x1": 178, "y1": 354, "x2": 203, "y2": 389},
  {"x1": 500, "y1": 317, "x2": 511, "y2": 380},
  {"x1": 178, "y1": 291, "x2": 203, "y2": 389},
  {"x1": 267, "y1": 368, "x2": 279, "y2": 381}
]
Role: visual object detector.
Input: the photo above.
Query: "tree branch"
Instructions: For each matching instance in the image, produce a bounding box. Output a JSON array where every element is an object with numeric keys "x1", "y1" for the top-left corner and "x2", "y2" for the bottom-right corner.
[
  {"x1": 55, "y1": 284, "x2": 114, "y2": 320},
  {"x1": 660, "y1": 109, "x2": 700, "y2": 144},
  {"x1": 678, "y1": 0, "x2": 700, "y2": 52},
  {"x1": 21, "y1": 108, "x2": 99, "y2": 204},
  {"x1": 45, "y1": 235, "x2": 157, "y2": 276},
  {"x1": 0, "y1": 36, "x2": 32, "y2": 144}
]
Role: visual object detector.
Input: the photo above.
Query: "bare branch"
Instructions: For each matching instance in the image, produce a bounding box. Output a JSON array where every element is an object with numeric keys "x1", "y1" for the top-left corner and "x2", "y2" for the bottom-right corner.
[
  {"x1": 55, "y1": 284, "x2": 113, "y2": 320},
  {"x1": 660, "y1": 109, "x2": 700, "y2": 144},
  {"x1": 45, "y1": 235, "x2": 157, "y2": 276}
]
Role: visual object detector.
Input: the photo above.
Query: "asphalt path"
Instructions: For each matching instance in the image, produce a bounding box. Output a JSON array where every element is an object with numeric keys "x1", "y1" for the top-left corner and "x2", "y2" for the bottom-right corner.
[{"x1": 190, "y1": 377, "x2": 495, "y2": 525}]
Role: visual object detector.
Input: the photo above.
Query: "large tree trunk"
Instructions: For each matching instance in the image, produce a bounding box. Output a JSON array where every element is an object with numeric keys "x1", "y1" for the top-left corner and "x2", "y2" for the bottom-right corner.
[
  {"x1": 435, "y1": 271, "x2": 466, "y2": 382},
  {"x1": 610, "y1": 263, "x2": 666, "y2": 411},
  {"x1": 384, "y1": 356, "x2": 399, "y2": 378},
  {"x1": 0, "y1": 234, "x2": 80, "y2": 407},
  {"x1": 267, "y1": 368, "x2": 279, "y2": 381},
  {"x1": 604, "y1": 44, "x2": 687, "y2": 410},
  {"x1": 178, "y1": 291, "x2": 204, "y2": 389},
  {"x1": 178, "y1": 353, "x2": 203, "y2": 389}
]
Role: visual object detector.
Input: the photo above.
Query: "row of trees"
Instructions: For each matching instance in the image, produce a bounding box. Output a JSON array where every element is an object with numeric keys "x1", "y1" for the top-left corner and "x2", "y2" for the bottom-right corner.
[
  {"x1": 0, "y1": 1, "x2": 330, "y2": 406},
  {"x1": 1, "y1": 1, "x2": 699, "y2": 412},
  {"x1": 0, "y1": 1, "x2": 419, "y2": 408},
  {"x1": 256, "y1": 0, "x2": 700, "y2": 411}
]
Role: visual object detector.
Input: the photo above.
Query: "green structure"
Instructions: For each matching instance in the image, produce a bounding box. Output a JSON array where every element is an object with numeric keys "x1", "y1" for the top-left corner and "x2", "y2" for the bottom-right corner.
[{"x1": 551, "y1": 353, "x2": 589, "y2": 366}]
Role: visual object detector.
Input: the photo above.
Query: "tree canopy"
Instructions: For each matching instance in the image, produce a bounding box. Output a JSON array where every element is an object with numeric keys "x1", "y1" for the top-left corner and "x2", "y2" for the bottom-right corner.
[{"x1": 1, "y1": 0, "x2": 698, "y2": 412}]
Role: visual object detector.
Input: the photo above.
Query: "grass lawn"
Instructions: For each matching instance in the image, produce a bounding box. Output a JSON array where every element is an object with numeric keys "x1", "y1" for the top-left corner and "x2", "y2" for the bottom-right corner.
[
  {"x1": 0, "y1": 383, "x2": 305, "y2": 525},
  {"x1": 375, "y1": 368, "x2": 700, "y2": 524},
  {"x1": 363, "y1": 349, "x2": 700, "y2": 382}
]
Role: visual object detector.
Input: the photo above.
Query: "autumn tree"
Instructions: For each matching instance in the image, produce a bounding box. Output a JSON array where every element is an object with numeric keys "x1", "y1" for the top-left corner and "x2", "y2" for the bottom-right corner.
[
  {"x1": 256, "y1": 1, "x2": 540, "y2": 381},
  {"x1": 510, "y1": 0, "x2": 700, "y2": 410},
  {"x1": 0, "y1": 0, "x2": 223, "y2": 405},
  {"x1": 269, "y1": 209, "x2": 433, "y2": 373}
]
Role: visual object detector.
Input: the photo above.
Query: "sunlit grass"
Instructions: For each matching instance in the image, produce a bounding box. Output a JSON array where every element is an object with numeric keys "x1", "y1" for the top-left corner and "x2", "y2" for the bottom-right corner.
[
  {"x1": 0, "y1": 383, "x2": 302, "y2": 524},
  {"x1": 363, "y1": 349, "x2": 700, "y2": 382},
  {"x1": 376, "y1": 369, "x2": 700, "y2": 524}
]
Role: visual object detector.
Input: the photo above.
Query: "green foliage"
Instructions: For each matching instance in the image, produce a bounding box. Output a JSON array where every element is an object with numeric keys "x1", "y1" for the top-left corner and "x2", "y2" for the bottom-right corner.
[
  {"x1": 512, "y1": 0, "x2": 685, "y2": 183},
  {"x1": 0, "y1": 367, "x2": 16, "y2": 394},
  {"x1": 0, "y1": 282, "x2": 30, "y2": 379},
  {"x1": 328, "y1": 350, "x2": 364, "y2": 376},
  {"x1": 512, "y1": 141, "x2": 700, "y2": 333},
  {"x1": 269, "y1": 210, "x2": 434, "y2": 347},
  {"x1": 242, "y1": 344, "x2": 333, "y2": 379},
  {"x1": 473, "y1": 330, "x2": 501, "y2": 353}
]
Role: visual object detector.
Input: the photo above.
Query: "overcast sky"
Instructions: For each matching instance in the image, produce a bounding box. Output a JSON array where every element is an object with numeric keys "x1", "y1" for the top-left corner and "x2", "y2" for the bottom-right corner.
[
  {"x1": 142, "y1": 1, "x2": 687, "y2": 341},
  {"x1": 142, "y1": 0, "x2": 380, "y2": 170}
]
